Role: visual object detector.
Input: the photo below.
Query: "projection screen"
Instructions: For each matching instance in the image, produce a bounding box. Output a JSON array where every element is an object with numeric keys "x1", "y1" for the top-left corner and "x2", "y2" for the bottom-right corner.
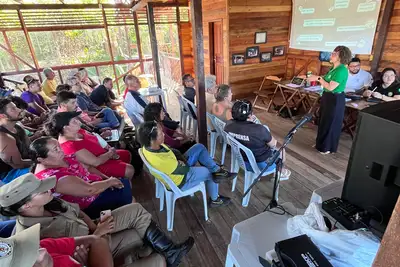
[{"x1": 289, "y1": 0, "x2": 382, "y2": 54}]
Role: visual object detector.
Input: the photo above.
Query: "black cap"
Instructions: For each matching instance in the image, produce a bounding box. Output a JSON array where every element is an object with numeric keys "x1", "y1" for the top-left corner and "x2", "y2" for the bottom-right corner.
[
  {"x1": 51, "y1": 111, "x2": 81, "y2": 133},
  {"x1": 23, "y1": 75, "x2": 39, "y2": 86}
]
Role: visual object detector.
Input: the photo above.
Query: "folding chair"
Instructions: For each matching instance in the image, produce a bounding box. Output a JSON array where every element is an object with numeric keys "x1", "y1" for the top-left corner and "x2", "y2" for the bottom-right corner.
[{"x1": 253, "y1": 75, "x2": 282, "y2": 111}]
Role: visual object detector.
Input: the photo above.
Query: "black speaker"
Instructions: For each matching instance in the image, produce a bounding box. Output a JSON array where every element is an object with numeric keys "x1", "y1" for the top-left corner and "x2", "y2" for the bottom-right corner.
[{"x1": 342, "y1": 101, "x2": 400, "y2": 229}]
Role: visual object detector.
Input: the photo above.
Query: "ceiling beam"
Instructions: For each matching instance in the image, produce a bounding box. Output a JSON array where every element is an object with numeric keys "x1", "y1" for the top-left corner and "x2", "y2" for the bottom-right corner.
[{"x1": 131, "y1": 0, "x2": 149, "y2": 12}]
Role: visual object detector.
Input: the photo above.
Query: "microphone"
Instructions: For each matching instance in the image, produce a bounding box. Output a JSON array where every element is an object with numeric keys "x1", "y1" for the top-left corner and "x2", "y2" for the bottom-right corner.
[{"x1": 286, "y1": 113, "x2": 312, "y2": 137}]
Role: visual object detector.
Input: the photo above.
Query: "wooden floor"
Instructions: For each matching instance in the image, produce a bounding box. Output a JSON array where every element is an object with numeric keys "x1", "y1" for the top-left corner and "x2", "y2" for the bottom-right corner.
[{"x1": 131, "y1": 102, "x2": 354, "y2": 267}]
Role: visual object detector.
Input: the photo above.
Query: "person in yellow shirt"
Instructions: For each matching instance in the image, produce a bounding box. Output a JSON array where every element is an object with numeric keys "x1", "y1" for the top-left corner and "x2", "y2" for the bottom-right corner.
[{"x1": 41, "y1": 68, "x2": 57, "y2": 104}]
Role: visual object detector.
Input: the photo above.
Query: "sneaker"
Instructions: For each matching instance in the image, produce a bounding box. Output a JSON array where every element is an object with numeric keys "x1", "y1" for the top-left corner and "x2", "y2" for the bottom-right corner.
[
  {"x1": 212, "y1": 168, "x2": 237, "y2": 183},
  {"x1": 209, "y1": 195, "x2": 231, "y2": 208},
  {"x1": 279, "y1": 168, "x2": 291, "y2": 180},
  {"x1": 319, "y1": 151, "x2": 331, "y2": 155}
]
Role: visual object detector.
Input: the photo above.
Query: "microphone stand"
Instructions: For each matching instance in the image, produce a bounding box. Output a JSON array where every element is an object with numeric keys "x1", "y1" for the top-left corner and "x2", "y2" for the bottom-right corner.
[{"x1": 242, "y1": 114, "x2": 311, "y2": 212}]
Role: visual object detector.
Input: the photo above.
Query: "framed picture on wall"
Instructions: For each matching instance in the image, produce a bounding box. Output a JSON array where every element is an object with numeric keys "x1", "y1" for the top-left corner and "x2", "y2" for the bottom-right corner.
[
  {"x1": 255, "y1": 32, "x2": 267, "y2": 44},
  {"x1": 232, "y1": 54, "x2": 246, "y2": 65},
  {"x1": 273, "y1": 46, "x2": 285, "y2": 57},
  {"x1": 260, "y1": 52, "x2": 272, "y2": 63},
  {"x1": 246, "y1": 46, "x2": 259, "y2": 58},
  {"x1": 319, "y1": 51, "x2": 331, "y2": 62}
]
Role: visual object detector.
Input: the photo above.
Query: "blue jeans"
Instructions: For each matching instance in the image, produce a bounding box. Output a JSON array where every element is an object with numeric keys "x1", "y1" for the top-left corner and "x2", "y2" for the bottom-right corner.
[
  {"x1": 83, "y1": 178, "x2": 132, "y2": 219},
  {"x1": 0, "y1": 168, "x2": 30, "y2": 184},
  {"x1": 180, "y1": 144, "x2": 219, "y2": 200},
  {"x1": 0, "y1": 220, "x2": 16, "y2": 238},
  {"x1": 96, "y1": 107, "x2": 120, "y2": 129}
]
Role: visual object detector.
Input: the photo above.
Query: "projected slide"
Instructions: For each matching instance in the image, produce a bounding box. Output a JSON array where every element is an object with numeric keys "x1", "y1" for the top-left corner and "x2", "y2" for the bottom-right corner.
[{"x1": 290, "y1": 0, "x2": 382, "y2": 54}]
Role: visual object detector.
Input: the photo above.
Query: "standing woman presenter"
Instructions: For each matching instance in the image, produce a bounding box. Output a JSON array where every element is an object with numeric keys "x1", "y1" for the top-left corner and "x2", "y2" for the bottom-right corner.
[{"x1": 307, "y1": 46, "x2": 352, "y2": 154}]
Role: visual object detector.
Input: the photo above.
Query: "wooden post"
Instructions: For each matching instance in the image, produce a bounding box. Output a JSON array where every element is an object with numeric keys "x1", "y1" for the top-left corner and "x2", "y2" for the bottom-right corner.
[
  {"x1": 17, "y1": 9, "x2": 42, "y2": 81},
  {"x1": 101, "y1": 6, "x2": 120, "y2": 94},
  {"x1": 190, "y1": 0, "x2": 207, "y2": 147},
  {"x1": 370, "y1": 0, "x2": 395, "y2": 76},
  {"x1": 176, "y1": 6, "x2": 185, "y2": 77},
  {"x1": 57, "y1": 70, "x2": 63, "y2": 84},
  {"x1": 147, "y1": 4, "x2": 162, "y2": 89},
  {"x1": 133, "y1": 11, "x2": 145, "y2": 73}
]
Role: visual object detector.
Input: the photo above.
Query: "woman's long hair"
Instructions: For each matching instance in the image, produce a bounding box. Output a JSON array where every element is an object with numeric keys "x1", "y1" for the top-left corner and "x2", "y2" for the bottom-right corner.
[
  {"x1": 29, "y1": 136, "x2": 52, "y2": 173},
  {"x1": 0, "y1": 196, "x2": 67, "y2": 217}
]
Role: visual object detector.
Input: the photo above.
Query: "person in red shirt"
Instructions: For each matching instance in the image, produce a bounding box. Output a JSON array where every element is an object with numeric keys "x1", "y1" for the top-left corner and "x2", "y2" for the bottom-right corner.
[
  {"x1": 0, "y1": 223, "x2": 114, "y2": 267},
  {"x1": 45, "y1": 111, "x2": 135, "y2": 180},
  {"x1": 30, "y1": 136, "x2": 133, "y2": 219}
]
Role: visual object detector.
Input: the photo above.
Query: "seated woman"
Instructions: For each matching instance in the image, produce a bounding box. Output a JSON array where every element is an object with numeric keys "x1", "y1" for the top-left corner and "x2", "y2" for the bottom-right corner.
[
  {"x1": 45, "y1": 111, "x2": 135, "y2": 180},
  {"x1": 224, "y1": 100, "x2": 291, "y2": 179},
  {"x1": 363, "y1": 68, "x2": 400, "y2": 101},
  {"x1": 211, "y1": 84, "x2": 233, "y2": 122},
  {"x1": 137, "y1": 121, "x2": 237, "y2": 207},
  {"x1": 30, "y1": 136, "x2": 132, "y2": 219},
  {"x1": 0, "y1": 173, "x2": 194, "y2": 267},
  {"x1": 144, "y1": 102, "x2": 196, "y2": 154}
]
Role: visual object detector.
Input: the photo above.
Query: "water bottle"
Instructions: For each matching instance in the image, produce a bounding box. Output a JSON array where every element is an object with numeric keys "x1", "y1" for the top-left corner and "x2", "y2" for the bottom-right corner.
[{"x1": 306, "y1": 71, "x2": 312, "y2": 87}]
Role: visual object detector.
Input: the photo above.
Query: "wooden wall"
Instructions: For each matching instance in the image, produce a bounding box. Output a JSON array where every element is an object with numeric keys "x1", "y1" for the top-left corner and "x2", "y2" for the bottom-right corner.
[
  {"x1": 380, "y1": 0, "x2": 400, "y2": 72},
  {"x1": 227, "y1": 0, "x2": 291, "y2": 98},
  {"x1": 202, "y1": 0, "x2": 229, "y2": 82},
  {"x1": 180, "y1": 22, "x2": 194, "y2": 76}
]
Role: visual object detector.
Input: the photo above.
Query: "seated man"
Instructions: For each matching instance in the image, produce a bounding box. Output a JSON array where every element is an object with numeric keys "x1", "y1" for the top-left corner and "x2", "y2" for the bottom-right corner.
[
  {"x1": 21, "y1": 75, "x2": 50, "y2": 116},
  {"x1": 41, "y1": 67, "x2": 58, "y2": 102},
  {"x1": 182, "y1": 73, "x2": 196, "y2": 103},
  {"x1": 124, "y1": 74, "x2": 179, "y2": 130},
  {"x1": 137, "y1": 121, "x2": 237, "y2": 207},
  {"x1": 58, "y1": 90, "x2": 119, "y2": 130},
  {"x1": 0, "y1": 98, "x2": 31, "y2": 183},
  {"x1": 70, "y1": 78, "x2": 121, "y2": 129},
  {"x1": 224, "y1": 100, "x2": 291, "y2": 178},
  {"x1": 9, "y1": 96, "x2": 46, "y2": 141},
  {"x1": 90, "y1": 77, "x2": 122, "y2": 109},
  {"x1": 345, "y1": 57, "x2": 373, "y2": 93}
]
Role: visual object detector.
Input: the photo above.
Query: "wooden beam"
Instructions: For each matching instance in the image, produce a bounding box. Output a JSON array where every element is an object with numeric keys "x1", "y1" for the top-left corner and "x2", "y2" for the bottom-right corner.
[
  {"x1": 190, "y1": 0, "x2": 207, "y2": 146},
  {"x1": 0, "y1": 43, "x2": 36, "y2": 70},
  {"x1": 101, "y1": 5, "x2": 121, "y2": 94},
  {"x1": 2, "y1": 31, "x2": 19, "y2": 71},
  {"x1": 132, "y1": 0, "x2": 149, "y2": 12},
  {"x1": 176, "y1": 6, "x2": 185, "y2": 77},
  {"x1": 370, "y1": 0, "x2": 395, "y2": 76},
  {"x1": 17, "y1": 9, "x2": 41, "y2": 82},
  {"x1": 147, "y1": 4, "x2": 162, "y2": 89},
  {"x1": 0, "y1": 4, "x2": 133, "y2": 10},
  {"x1": 133, "y1": 11, "x2": 145, "y2": 73}
]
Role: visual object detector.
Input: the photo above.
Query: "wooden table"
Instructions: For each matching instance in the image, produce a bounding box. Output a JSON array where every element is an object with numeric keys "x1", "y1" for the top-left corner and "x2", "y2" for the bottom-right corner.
[
  {"x1": 343, "y1": 99, "x2": 376, "y2": 138},
  {"x1": 267, "y1": 81, "x2": 321, "y2": 122}
]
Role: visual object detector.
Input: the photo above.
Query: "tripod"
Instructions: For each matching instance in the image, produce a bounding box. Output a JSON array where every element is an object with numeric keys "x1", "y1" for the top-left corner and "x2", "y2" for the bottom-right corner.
[{"x1": 242, "y1": 114, "x2": 312, "y2": 212}]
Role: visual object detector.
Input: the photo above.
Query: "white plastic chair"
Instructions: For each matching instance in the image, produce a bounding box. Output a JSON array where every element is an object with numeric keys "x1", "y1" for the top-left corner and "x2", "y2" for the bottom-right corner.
[
  {"x1": 226, "y1": 132, "x2": 277, "y2": 207},
  {"x1": 139, "y1": 149, "x2": 209, "y2": 231},
  {"x1": 181, "y1": 96, "x2": 198, "y2": 140},
  {"x1": 206, "y1": 112, "x2": 219, "y2": 159},
  {"x1": 173, "y1": 89, "x2": 189, "y2": 133},
  {"x1": 212, "y1": 116, "x2": 229, "y2": 165}
]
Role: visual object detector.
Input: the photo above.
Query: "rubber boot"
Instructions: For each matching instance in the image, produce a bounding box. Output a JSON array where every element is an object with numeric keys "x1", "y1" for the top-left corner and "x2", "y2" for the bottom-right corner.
[{"x1": 144, "y1": 221, "x2": 194, "y2": 267}]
